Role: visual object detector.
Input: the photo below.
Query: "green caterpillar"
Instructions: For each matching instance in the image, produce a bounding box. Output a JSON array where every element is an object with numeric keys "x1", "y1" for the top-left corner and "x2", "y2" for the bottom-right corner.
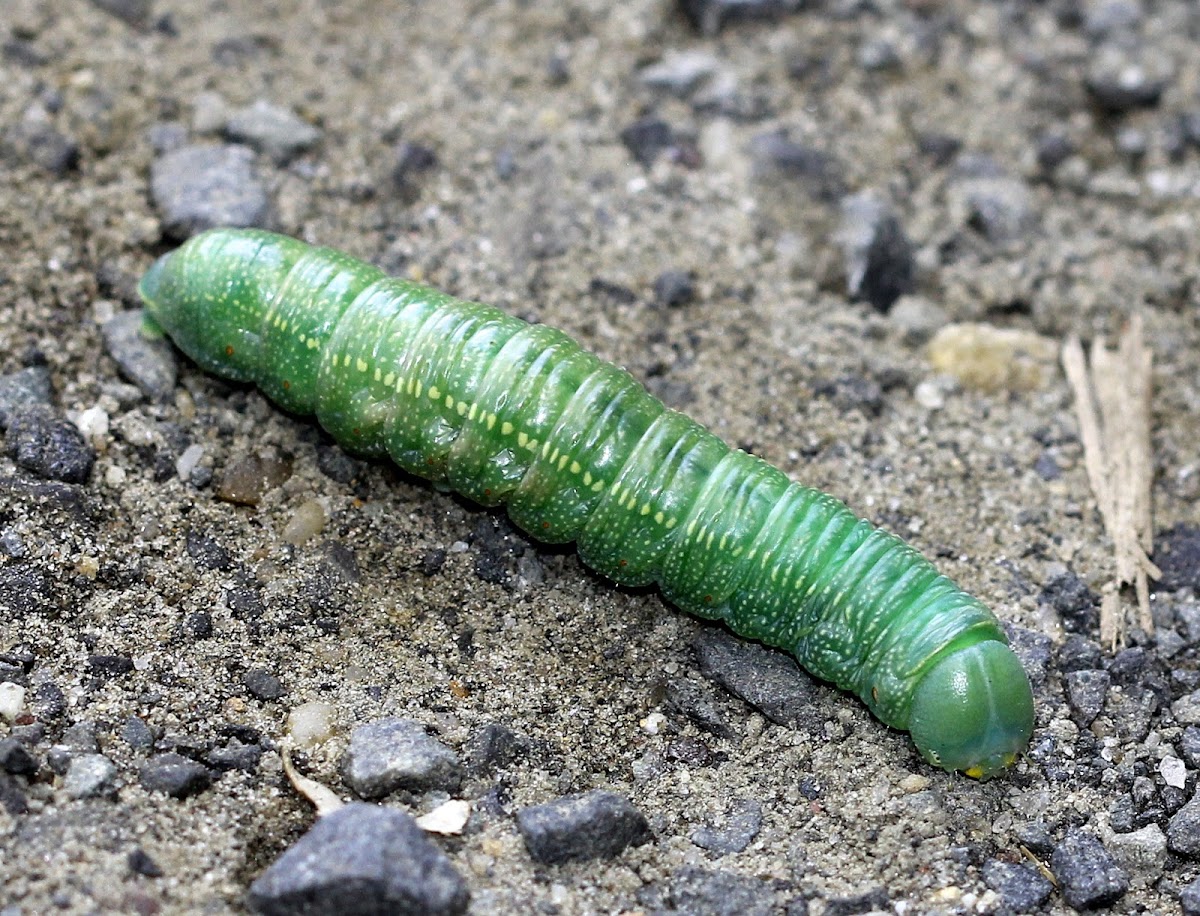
[{"x1": 139, "y1": 228, "x2": 1034, "y2": 778}]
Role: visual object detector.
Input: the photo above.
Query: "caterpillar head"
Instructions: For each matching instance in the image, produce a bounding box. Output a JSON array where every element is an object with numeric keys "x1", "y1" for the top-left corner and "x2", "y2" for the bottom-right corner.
[
  {"x1": 138, "y1": 229, "x2": 302, "y2": 383},
  {"x1": 907, "y1": 640, "x2": 1034, "y2": 779}
]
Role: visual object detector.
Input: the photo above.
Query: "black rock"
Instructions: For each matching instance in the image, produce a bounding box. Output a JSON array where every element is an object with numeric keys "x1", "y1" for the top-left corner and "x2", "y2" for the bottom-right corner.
[
  {"x1": 315, "y1": 444, "x2": 362, "y2": 484},
  {"x1": 149, "y1": 144, "x2": 268, "y2": 239},
  {"x1": 839, "y1": 192, "x2": 915, "y2": 313},
  {"x1": 128, "y1": 847, "x2": 164, "y2": 878},
  {"x1": 678, "y1": 0, "x2": 801, "y2": 36},
  {"x1": 981, "y1": 860, "x2": 1053, "y2": 912},
  {"x1": 5, "y1": 409, "x2": 95, "y2": 483},
  {"x1": 392, "y1": 142, "x2": 438, "y2": 188},
  {"x1": 178, "y1": 611, "x2": 213, "y2": 640},
  {"x1": 1086, "y1": 48, "x2": 1172, "y2": 113},
  {"x1": 1169, "y1": 791, "x2": 1200, "y2": 857},
  {"x1": 0, "y1": 772, "x2": 29, "y2": 815},
  {"x1": 516, "y1": 790, "x2": 652, "y2": 864},
  {"x1": 1057, "y1": 634, "x2": 1102, "y2": 672},
  {"x1": 1035, "y1": 131, "x2": 1075, "y2": 171},
  {"x1": 207, "y1": 739, "x2": 264, "y2": 772},
  {"x1": 1181, "y1": 727, "x2": 1200, "y2": 770},
  {"x1": 244, "y1": 669, "x2": 285, "y2": 701},
  {"x1": 4, "y1": 120, "x2": 79, "y2": 176},
  {"x1": 620, "y1": 117, "x2": 675, "y2": 167},
  {"x1": 464, "y1": 723, "x2": 528, "y2": 774},
  {"x1": 823, "y1": 887, "x2": 889, "y2": 916},
  {"x1": 186, "y1": 529, "x2": 233, "y2": 571},
  {"x1": 88, "y1": 654, "x2": 134, "y2": 679},
  {"x1": 0, "y1": 738, "x2": 38, "y2": 776},
  {"x1": 340, "y1": 718, "x2": 462, "y2": 798},
  {"x1": 247, "y1": 803, "x2": 469, "y2": 916},
  {"x1": 692, "y1": 629, "x2": 826, "y2": 731},
  {"x1": 1155, "y1": 524, "x2": 1200, "y2": 593},
  {"x1": 90, "y1": 0, "x2": 152, "y2": 27},
  {"x1": 30, "y1": 681, "x2": 66, "y2": 719},
  {"x1": 663, "y1": 678, "x2": 739, "y2": 740},
  {"x1": 139, "y1": 753, "x2": 213, "y2": 799},
  {"x1": 1039, "y1": 572, "x2": 1099, "y2": 633},
  {"x1": 1065, "y1": 669, "x2": 1111, "y2": 726},
  {"x1": 1050, "y1": 830, "x2": 1129, "y2": 909}
]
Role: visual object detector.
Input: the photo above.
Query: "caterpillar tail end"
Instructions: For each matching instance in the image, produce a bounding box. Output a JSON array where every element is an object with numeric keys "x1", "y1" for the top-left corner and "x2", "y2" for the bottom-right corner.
[
  {"x1": 907, "y1": 640, "x2": 1034, "y2": 780},
  {"x1": 138, "y1": 254, "x2": 170, "y2": 339}
]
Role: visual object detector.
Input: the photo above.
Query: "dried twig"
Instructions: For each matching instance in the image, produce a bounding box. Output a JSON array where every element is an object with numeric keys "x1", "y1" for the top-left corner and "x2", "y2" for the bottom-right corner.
[{"x1": 1062, "y1": 315, "x2": 1160, "y2": 650}]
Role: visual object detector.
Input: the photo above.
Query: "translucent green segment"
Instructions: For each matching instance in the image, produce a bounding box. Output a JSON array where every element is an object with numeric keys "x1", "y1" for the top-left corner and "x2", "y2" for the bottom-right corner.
[{"x1": 139, "y1": 228, "x2": 1034, "y2": 777}]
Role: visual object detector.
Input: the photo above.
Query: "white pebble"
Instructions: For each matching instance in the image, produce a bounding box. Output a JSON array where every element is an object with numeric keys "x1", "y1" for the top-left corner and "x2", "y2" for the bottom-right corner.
[
  {"x1": 75, "y1": 405, "x2": 110, "y2": 440},
  {"x1": 415, "y1": 799, "x2": 471, "y2": 835},
  {"x1": 176, "y1": 443, "x2": 206, "y2": 481},
  {"x1": 282, "y1": 500, "x2": 327, "y2": 545},
  {"x1": 0, "y1": 682, "x2": 26, "y2": 723},
  {"x1": 1160, "y1": 755, "x2": 1187, "y2": 789},
  {"x1": 287, "y1": 701, "x2": 337, "y2": 748}
]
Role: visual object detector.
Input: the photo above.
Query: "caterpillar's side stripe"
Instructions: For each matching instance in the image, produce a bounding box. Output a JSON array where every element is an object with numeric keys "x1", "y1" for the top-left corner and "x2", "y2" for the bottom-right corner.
[{"x1": 139, "y1": 228, "x2": 1034, "y2": 778}]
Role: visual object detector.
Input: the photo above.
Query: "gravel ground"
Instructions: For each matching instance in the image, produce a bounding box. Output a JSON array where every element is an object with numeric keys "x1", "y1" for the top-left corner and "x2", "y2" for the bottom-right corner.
[{"x1": 2, "y1": 1, "x2": 1199, "y2": 913}]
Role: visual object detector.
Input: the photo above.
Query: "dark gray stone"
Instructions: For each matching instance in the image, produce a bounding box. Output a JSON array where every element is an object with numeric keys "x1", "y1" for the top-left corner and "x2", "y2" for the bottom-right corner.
[
  {"x1": 4, "y1": 120, "x2": 79, "y2": 176},
  {"x1": 749, "y1": 130, "x2": 844, "y2": 201},
  {"x1": 1182, "y1": 875, "x2": 1200, "y2": 916},
  {"x1": 225, "y1": 100, "x2": 321, "y2": 165},
  {"x1": 1065, "y1": 669, "x2": 1111, "y2": 726},
  {"x1": 620, "y1": 117, "x2": 675, "y2": 167},
  {"x1": 90, "y1": 0, "x2": 152, "y2": 27},
  {"x1": 839, "y1": 192, "x2": 914, "y2": 313},
  {"x1": 247, "y1": 803, "x2": 468, "y2": 915},
  {"x1": 0, "y1": 739, "x2": 37, "y2": 776},
  {"x1": 653, "y1": 270, "x2": 696, "y2": 308},
  {"x1": 663, "y1": 678, "x2": 739, "y2": 740},
  {"x1": 186, "y1": 529, "x2": 233, "y2": 571},
  {"x1": 464, "y1": 723, "x2": 528, "y2": 774},
  {"x1": 981, "y1": 859, "x2": 1053, "y2": 911},
  {"x1": 121, "y1": 716, "x2": 155, "y2": 751},
  {"x1": 690, "y1": 798, "x2": 763, "y2": 855},
  {"x1": 0, "y1": 367, "x2": 52, "y2": 429},
  {"x1": 1155, "y1": 524, "x2": 1200, "y2": 593},
  {"x1": 64, "y1": 753, "x2": 119, "y2": 800},
  {"x1": 692, "y1": 629, "x2": 826, "y2": 731},
  {"x1": 150, "y1": 144, "x2": 268, "y2": 239},
  {"x1": 207, "y1": 739, "x2": 263, "y2": 772},
  {"x1": 1050, "y1": 830, "x2": 1129, "y2": 909},
  {"x1": 5, "y1": 409, "x2": 95, "y2": 483},
  {"x1": 244, "y1": 669, "x2": 285, "y2": 701},
  {"x1": 647, "y1": 866, "x2": 779, "y2": 915},
  {"x1": 517, "y1": 790, "x2": 651, "y2": 864},
  {"x1": 139, "y1": 753, "x2": 213, "y2": 799},
  {"x1": 340, "y1": 718, "x2": 462, "y2": 798},
  {"x1": 1169, "y1": 791, "x2": 1200, "y2": 856},
  {"x1": 678, "y1": 0, "x2": 802, "y2": 36},
  {"x1": 101, "y1": 311, "x2": 178, "y2": 401},
  {"x1": 1039, "y1": 572, "x2": 1099, "y2": 633},
  {"x1": 1181, "y1": 726, "x2": 1200, "y2": 769}
]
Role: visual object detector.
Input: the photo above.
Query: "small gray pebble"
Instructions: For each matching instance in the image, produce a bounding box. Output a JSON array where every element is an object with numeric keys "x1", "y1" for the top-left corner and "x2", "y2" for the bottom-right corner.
[
  {"x1": 1065, "y1": 669, "x2": 1110, "y2": 726},
  {"x1": 516, "y1": 789, "x2": 651, "y2": 864},
  {"x1": 0, "y1": 367, "x2": 53, "y2": 429},
  {"x1": 1050, "y1": 829, "x2": 1129, "y2": 909},
  {"x1": 64, "y1": 753, "x2": 119, "y2": 800},
  {"x1": 150, "y1": 144, "x2": 268, "y2": 239},
  {"x1": 101, "y1": 311, "x2": 178, "y2": 401},
  {"x1": 225, "y1": 100, "x2": 321, "y2": 165},
  {"x1": 247, "y1": 803, "x2": 469, "y2": 916},
  {"x1": 121, "y1": 716, "x2": 155, "y2": 751},
  {"x1": 981, "y1": 860, "x2": 1053, "y2": 912},
  {"x1": 341, "y1": 718, "x2": 462, "y2": 798},
  {"x1": 139, "y1": 753, "x2": 212, "y2": 799}
]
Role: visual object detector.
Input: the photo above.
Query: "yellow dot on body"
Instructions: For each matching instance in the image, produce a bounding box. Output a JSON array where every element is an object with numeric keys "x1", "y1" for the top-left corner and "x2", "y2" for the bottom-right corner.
[
  {"x1": 640, "y1": 503, "x2": 651, "y2": 516},
  {"x1": 343, "y1": 355, "x2": 352, "y2": 367},
  {"x1": 517, "y1": 432, "x2": 528, "y2": 447},
  {"x1": 374, "y1": 367, "x2": 382, "y2": 381},
  {"x1": 558, "y1": 455, "x2": 569, "y2": 471},
  {"x1": 666, "y1": 517, "x2": 677, "y2": 529},
  {"x1": 487, "y1": 414, "x2": 496, "y2": 430},
  {"x1": 569, "y1": 461, "x2": 581, "y2": 475},
  {"x1": 582, "y1": 471, "x2": 592, "y2": 485},
  {"x1": 456, "y1": 401, "x2": 467, "y2": 416},
  {"x1": 591, "y1": 480, "x2": 604, "y2": 492},
  {"x1": 307, "y1": 339, "x2": 319, "y2": 349},
  {"x1": 501, "y1": 421, "x2": 514, "y2": 436},
  {"x1": 384, "y1": 372, "x2": 395, "y2": 386},
  {"x1": 445, "y1": 395, "x2": 454, "y2": 409},
  {"x1": 357, "y1": 358, "x2": 368, "y2": 372},
  {"x1": 468, "y1": 404, "x2": 478, "y2": 420},
  {"x1": 429, "y1": 386, "x2": 440, "y2": 400},
  {"x1": 654, "y1": 511, "x2": 664, "y2": 524}
]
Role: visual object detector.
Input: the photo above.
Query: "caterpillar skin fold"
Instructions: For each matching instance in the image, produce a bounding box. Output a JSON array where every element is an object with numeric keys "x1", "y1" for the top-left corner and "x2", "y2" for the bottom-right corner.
[{"x1": 139, "y1": 228, "x2": 1035, "y2": 778}]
